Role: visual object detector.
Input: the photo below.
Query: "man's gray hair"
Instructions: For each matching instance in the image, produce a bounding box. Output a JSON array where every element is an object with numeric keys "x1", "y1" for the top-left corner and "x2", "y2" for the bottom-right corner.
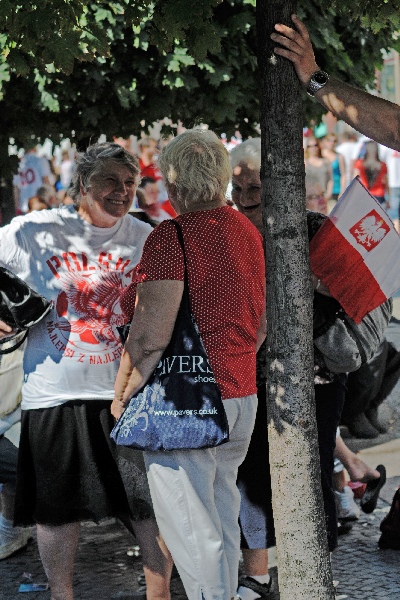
[
  {"x1": 69, "y1": 142, "x2": 140, "y2": 203},
  {"x1": 229, "y1": 138, "x2": 261, "y2": 172},
  {"x1": 158, "y1": 129, "x2": 231, "y2": 208}
]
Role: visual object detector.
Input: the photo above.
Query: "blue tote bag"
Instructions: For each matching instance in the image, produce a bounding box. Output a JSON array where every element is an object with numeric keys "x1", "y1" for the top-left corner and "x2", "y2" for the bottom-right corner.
[{"x1": 111, "y1": 220, "x2": 229, "y2": 451}]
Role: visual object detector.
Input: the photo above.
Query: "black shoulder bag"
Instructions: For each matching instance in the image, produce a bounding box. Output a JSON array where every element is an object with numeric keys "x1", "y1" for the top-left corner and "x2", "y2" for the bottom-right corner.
[{"x1": 111, "y1": 220, "x2": 230, "y2": 451}]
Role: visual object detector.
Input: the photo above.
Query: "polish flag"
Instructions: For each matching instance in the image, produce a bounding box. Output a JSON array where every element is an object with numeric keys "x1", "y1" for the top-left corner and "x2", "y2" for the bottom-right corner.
[{"x1": 309, "y1": 177, "x2": 400, "y2": 323}]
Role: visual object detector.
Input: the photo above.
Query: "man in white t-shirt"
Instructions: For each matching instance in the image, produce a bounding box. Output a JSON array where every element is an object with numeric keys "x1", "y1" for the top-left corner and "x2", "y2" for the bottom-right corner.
[
  {"x1": 13, "y1": 148, "x2": 51, "y2": 213},
  {"x1": 0, "y1": 143, "x2": 173, "y2": 599}
]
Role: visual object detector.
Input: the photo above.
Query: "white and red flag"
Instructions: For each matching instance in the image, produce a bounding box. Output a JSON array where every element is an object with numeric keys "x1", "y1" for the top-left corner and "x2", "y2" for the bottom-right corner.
[{"x1": 309, "y1": 177, "x2": 400, "y2": 323}]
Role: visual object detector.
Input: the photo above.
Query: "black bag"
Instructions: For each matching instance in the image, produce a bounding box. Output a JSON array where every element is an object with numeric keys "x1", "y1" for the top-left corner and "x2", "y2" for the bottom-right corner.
[
  {"x1": 313, "y1": 293, "x2": 392, "y2": 374},
  {"x1": 111, "y1": 220, "x2": 230, "y2": 451},
  {"x1": 0, "y1": 267, "x2": 53, "y2": 354}
]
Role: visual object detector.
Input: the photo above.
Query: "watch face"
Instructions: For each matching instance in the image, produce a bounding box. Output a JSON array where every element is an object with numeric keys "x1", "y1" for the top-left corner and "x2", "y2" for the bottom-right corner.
[{"x1": 313, "y1": 71, "x2": 328, "y2": 84}]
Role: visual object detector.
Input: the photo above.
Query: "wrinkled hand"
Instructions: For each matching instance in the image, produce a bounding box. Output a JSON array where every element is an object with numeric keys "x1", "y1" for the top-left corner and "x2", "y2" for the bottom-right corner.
[
  {"x1": 0, "y1": 320, "x2": 17, "y2": 340},
  {"x1": 271, "y1": 14, "x2": 319, "y2": 86},
  {"x1": 111, "y1": 398, "x2": 127, "y2": 421}
]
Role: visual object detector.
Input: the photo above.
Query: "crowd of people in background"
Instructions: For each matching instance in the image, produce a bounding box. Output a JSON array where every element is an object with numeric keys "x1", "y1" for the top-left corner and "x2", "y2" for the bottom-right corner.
[
  {"x1": 11, "y1": 125, "x2": 400, "y2": 233},
  {"x1": 302, "y1": 128, "x2": 400, "y2": 225},
  {"x1": 2, "y1": 13, "x2": 400, "y2": 598}
]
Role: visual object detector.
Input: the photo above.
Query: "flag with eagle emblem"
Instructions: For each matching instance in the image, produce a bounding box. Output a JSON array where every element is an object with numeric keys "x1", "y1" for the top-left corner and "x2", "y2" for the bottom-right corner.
[{"x1": 309, "y1": 177, "x2": 400, "y2": 323}]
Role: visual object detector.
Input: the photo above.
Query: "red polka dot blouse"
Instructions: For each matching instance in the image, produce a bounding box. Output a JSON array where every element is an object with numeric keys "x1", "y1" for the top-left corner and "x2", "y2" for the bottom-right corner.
[{"x1": 121, "y1": 206, "x2": 265, "y2": 400}]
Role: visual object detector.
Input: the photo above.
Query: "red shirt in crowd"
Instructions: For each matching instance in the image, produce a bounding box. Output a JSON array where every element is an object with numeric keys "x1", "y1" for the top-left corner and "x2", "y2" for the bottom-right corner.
[
  {"x1": 139, "y1": 159, "x2": 162, "y2": 181},
  {"x1": 354, "y1": 159, "x2": 388, "y2": 199},
  {"x1": 121, "y1": 206, "x2": 265, "y2": 400}
]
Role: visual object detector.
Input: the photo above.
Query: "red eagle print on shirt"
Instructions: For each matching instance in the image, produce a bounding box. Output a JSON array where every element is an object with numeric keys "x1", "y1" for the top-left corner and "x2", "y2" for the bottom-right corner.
[{"x1": 55, "y1": 271, "x2": 126, "y2": 347}]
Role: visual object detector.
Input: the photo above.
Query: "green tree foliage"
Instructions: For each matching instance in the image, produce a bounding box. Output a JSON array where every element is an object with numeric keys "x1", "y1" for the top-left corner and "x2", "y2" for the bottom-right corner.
[{"x1": 2, "y1": 0, "x2": 400, "y2": 166}]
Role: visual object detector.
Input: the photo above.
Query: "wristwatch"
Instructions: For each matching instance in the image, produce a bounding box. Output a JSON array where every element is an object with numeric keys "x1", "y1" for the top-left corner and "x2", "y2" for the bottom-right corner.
[{"x1": 306, "y1": 70, "x2": 329, "y2": 97}]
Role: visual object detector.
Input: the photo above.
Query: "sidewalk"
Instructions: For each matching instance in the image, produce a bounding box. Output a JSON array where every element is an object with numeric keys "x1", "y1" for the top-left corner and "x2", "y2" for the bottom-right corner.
[
  {"x1": 2, "y1": 495, "x2": 400, "y2": 600},
  {"x1": 1, "y1": 319, "x2": 400, "y2": 599}
]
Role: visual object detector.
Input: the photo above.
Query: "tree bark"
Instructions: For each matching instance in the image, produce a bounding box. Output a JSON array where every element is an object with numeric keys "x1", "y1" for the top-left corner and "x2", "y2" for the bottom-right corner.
[{"x1": 257, "y1": 1, "x2": 335, "y2": 597}]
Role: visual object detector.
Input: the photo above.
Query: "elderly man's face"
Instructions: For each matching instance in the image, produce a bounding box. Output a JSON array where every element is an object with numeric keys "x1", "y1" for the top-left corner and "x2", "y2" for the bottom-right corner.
[
  {"x1": 79, "y1": 160, "x2": 137, "y2": 227},
  {"x1": 306, "y1": 182, "x2": 328, "y2": 215},
  {"x1": 231, "y1": 163, "x2": 262, "y2": 233}
]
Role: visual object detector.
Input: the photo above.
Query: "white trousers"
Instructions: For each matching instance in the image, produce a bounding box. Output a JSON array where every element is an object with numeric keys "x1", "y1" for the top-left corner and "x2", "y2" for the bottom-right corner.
[{"x1": 143, "y1": 395, "x2": 257, "y2": 600}]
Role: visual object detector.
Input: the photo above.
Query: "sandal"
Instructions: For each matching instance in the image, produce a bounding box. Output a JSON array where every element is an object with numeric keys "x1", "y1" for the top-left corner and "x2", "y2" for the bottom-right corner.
[
  {"x1": 237, "y1": 575, "x2": 272, "y2": 598},
  {"x1": 360, "y1": 464, "x2": 387, "y2": 514}
]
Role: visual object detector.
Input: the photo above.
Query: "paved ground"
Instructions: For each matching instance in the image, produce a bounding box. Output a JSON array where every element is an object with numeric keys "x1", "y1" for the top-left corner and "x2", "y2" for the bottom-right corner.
[
  {"x1": 2, "y1": 319, "x2": 400, "y2": 599},
  {"x1": 2, "y1": 492, "x2": 400, "y2": 600}
]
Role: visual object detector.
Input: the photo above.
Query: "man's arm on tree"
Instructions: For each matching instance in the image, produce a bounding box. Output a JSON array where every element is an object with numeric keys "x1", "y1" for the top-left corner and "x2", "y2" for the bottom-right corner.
[
  {"x1": 317, "y1": 79, "x2": 400, "y2": 150},
  {"x1": 272, "y1": 14, "x2": 400, "y2": 151}
]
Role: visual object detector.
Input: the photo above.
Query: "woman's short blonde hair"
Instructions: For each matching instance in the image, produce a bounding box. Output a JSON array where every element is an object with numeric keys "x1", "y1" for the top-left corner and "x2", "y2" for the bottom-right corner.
[
  {"x1": 158, "y1": 129, "x2": 231, "y2": 208},
  {"x1": 230, "y1": 138, "x2": 261, "y2": 172}
]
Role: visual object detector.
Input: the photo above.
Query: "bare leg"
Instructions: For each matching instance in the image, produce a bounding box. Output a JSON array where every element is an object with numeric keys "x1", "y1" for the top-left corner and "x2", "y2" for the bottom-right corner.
[
  {"x1": 242, "y1": 549, "x2": 269, "y2": 576},
  {"x1": 238, "y1": 549, "x2": 270, "y2": 599},
  {"x1": 334, "y1": 435, "x2": 379, "y2": 482},
  {"x1": 333, "y1": 468, "x2": 347, "y2": 493},
  {"x1": 36, "y1": 522, "x2": 80, "y2": 600},
  {"x1": 132, "y1": 518, "x2": 173, "y2": 600}
]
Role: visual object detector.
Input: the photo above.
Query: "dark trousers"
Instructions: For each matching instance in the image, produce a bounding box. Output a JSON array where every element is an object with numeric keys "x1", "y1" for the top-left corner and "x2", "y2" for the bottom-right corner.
[
  {"x1": 342, "y1": 339, "x2": 400, "y2": 420},
  {"x1": 315, "y1": 375, "x2": 347, "y2": 551},
  {"x1": 238, "y1": 375, "x2": 346, "y2": 553},
  {"x1": 237, "y1": 384, "x2": 275, "y2": 549}
]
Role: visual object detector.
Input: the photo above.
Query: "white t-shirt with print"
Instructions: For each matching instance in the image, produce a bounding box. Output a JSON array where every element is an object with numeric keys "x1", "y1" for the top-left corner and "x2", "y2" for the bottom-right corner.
[{"x1": 0, "y1": 206, "x2": 152, "y2": 409}]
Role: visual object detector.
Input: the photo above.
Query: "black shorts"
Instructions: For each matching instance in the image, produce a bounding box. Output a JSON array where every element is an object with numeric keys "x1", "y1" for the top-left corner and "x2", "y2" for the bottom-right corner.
[{"x1": 14, "y1": 400, "x2": 153, "y2": 528}]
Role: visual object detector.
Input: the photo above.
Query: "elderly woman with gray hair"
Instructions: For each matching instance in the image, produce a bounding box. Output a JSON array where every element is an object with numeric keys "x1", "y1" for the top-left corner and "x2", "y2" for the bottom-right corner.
[
  {"x1": 0, "y1": 142, "x2": 175, "y2": 600},
  {"x1": 112, "y1": 129, "x2": 266, "y2": 600}
]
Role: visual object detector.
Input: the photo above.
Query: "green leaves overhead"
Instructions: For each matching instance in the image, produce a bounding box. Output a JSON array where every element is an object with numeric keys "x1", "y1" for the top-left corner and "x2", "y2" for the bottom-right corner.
[{"x1": 2, "y1": 0, "x2": 400, "y2": 154}]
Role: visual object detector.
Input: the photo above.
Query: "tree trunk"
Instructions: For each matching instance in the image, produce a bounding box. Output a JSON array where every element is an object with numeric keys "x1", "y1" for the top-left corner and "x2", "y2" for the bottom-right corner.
[{"x1": 257, "y1": 1, "x2": 335, "y2": 597}]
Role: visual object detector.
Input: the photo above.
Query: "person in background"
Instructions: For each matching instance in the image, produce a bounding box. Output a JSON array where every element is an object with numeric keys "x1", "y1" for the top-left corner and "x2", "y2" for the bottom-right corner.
[
  {"x1": 379, "y1": 145, "x2": 400, "y2": 229},
  {"x1": 0, "y1": 344, "x2": 33, "y2": 560},
  {"x1": 13, "y1": 146, "x2": 51, "y2": 214},
  {"x1": 36, "y1": 184, "x2": 59, "y2": 209},
  {"x1": 27, "y1": 196, "x2": 48, "y2": 213},
  {"x1": 58, "y1": 150, "x2": 74, "y2": 200},
  {"x1": 137, "y1": 177, "x2": 172, "y2": 225},
  {"x1": 0, "y1": 142, "x2": 173, "y2": 600},
  {"x1": 333, "y1": 430, "x2": 385, "y2": 524},
  {"x1": 321, "y1": 134, "x2": 346, "y2": 206},
  {"x1": 138, "y1": 137, "x2": 174, "y2": 216},
  {"x1": 341, "y1": 337, "x2": 400, "y2": 439},
  {"x1": 334, "y1": 131, "x2": 361, "y2": 188},
  {"x1": 305, "y1": 175, "x2": 328, "y2": 215},
  {"x1": 353, "y1": 140, "x2": 389, "y2": 207},
  {"x1": 230, "y1": 139, "x2": 346, "y2": 599},
  {"x1": 113, "y1": 128, "x2": 266, "y2": 600},
  {"x1": 304, "y1": 136, "x2": 333, "y2": 202},
  {"x1": 138, "y1": 137, "x2": 162, "y2": 182}
]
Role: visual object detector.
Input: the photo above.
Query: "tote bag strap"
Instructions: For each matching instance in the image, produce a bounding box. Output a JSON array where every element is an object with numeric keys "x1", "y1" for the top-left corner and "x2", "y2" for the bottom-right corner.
[{"x1": 169, "y1": 219, "x2": 192, "y2": 312}]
